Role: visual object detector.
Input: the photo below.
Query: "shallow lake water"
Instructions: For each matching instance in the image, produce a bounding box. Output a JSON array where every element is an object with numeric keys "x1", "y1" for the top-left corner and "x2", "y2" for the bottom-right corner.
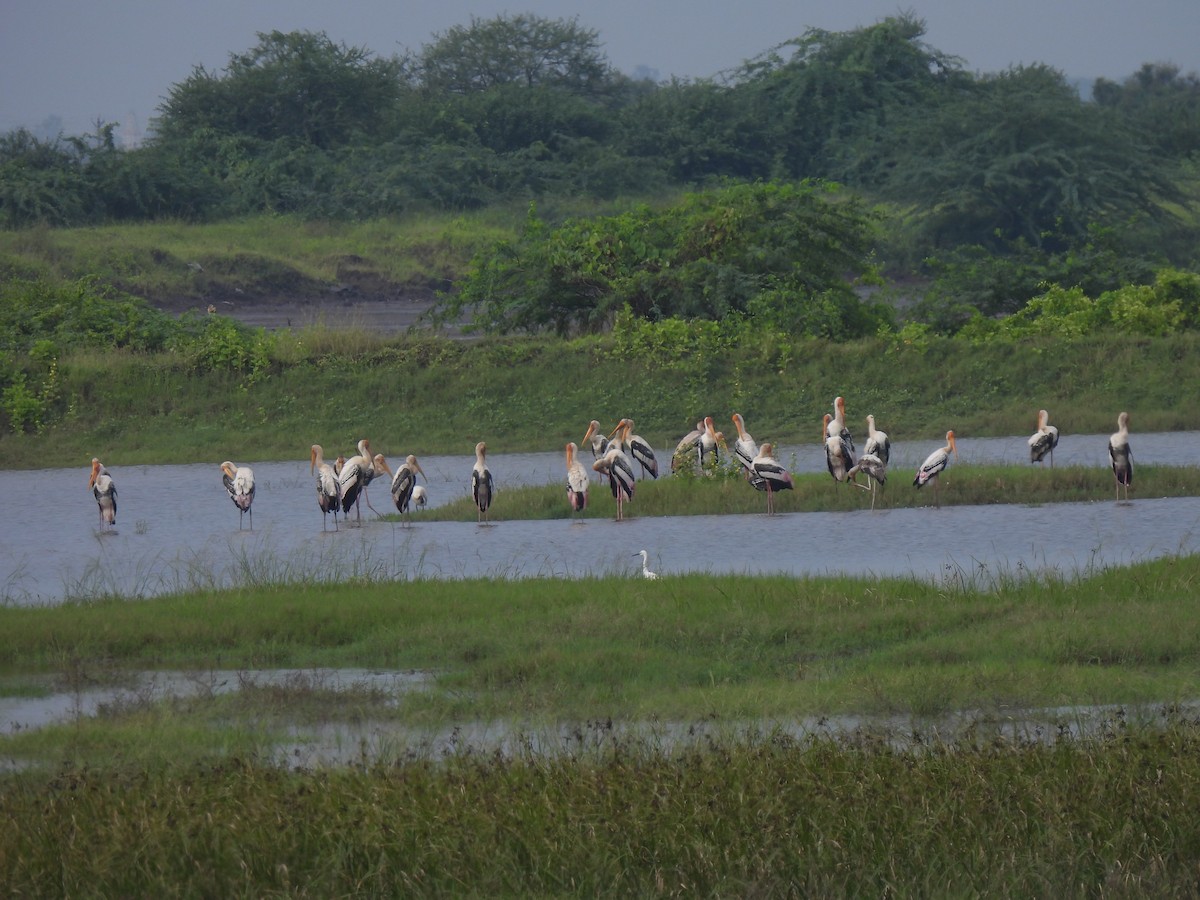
[
  {"x1": 3, "y1": 431, "x2": 1199, "y2": 605},
  {"x1": 4, "y1": 430, "x2": 1199, "y2": 762}
]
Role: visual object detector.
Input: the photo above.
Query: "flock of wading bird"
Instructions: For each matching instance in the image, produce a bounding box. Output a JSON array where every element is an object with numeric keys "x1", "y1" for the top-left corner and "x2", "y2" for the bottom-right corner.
[{"x1": 86, "y1": 401, "x2": 1136, "y2": 534}]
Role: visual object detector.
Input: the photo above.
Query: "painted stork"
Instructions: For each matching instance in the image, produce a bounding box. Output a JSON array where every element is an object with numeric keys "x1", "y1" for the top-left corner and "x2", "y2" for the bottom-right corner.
[
  {"x1": 310, "y1": 444, "x2": 341, "y2": 531},
  {"x1": 847, "y1": 453, "x2": 888, "y2": 510},
  {"x1": 1029, "y1": 409, "x2": 1060, "y2": 467},
  {"x1": 338, "y1": 439, "x2": 373, "y2": 520},
  {"x1": 366, "y1": 454, "x2": 392, "y2": 513},
  {"x1": 751, "y1": 442, "x2": 793, "y2": 515},
  {"x1": 565, "y1": 441, "x2": 590, "y2": 516},
  {"x1": 699, "y1": 416, "x2": 726, "y2": 473},
  {"x1": 671, "y1": 420, "x2": 705, "y2": 473},
  {"x1": 389, "y1": 454, "x2": 426, "y2": 522},
  {"x1": 730, "y1": 413, "x2": 764, "y2": 487},
  {"x1": 824, "y1": 414, "x2": 857, "y2": 485},
  {"x1": 864, "y1": 415, "x2": 891, "y2": 465},
  {"x1": 1109, "y1": 411, "x2": 1133, "y2": 502},
  {"x1": 88, "y1": 458, "x2": 117, "y2": 530},
  {"x1": 583, "y1": 419, "x2": 611, "y2": 484},
  {"x1": 220, "y1": 460, "x2": 256, "y2": 529},
  {"x1": 634, "y1": 549, "x2": 658, "y2": 580},
  {"x1": 913, "y1": 430, "x2": 958, "y2": 508},
  {"x1": 593, "y1": 442, "x2": 636, "y2": 521},
  {"x1": 472, "y1": 441, "x2": 495, "y2": 524},
  {"x1": 827, "y1": 396, "x2": 854, "y2": 453},
  {"x1": 611, "y1": 418, "x2": 659, "y2": 479}
]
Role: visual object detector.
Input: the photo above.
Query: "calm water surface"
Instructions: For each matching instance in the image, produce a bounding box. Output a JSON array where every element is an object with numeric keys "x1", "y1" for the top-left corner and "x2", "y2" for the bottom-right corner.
[{"x1": 4, "y1": 431, "x2": 1199, "y2": 606}]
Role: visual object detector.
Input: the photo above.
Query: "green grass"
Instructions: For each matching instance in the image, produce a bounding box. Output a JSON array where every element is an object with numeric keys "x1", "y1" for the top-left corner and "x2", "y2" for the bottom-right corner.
[
  {"x1": 4, "y1": 555, "x2": 1200, "y2": 724},
  {"x1": 0, "y1": 212, "x2": 516, "y2": 299}
]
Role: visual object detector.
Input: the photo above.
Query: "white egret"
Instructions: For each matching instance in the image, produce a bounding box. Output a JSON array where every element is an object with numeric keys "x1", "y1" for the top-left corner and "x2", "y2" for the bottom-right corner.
[{"x1": 634, "y1": 549, "x2": 658, "y2": 580}]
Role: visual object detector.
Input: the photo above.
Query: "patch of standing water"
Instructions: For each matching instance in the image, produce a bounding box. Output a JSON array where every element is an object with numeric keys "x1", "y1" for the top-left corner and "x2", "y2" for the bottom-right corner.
[
  {"x1": 3, "y1": 667, "x2": 1193, "y2": 770},
  {"x1": 4, "y1": 432, "x2": 1200, "y2": 605}
]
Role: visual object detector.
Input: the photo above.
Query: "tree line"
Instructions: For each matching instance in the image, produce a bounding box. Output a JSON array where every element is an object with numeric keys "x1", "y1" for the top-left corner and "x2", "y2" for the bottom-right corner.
[
  {"x1": 3, "y1": 15, "x2": 1195, "y2": 238},
  {"x1": 1, "y1": 12, "x2": 1198, "y2": 338}
]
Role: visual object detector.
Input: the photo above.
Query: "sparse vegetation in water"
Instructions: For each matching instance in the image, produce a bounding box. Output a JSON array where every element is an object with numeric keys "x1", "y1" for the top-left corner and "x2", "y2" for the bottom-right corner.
[{"x1": 404, "y1": 461, "x2": 1200, "y2": 521}]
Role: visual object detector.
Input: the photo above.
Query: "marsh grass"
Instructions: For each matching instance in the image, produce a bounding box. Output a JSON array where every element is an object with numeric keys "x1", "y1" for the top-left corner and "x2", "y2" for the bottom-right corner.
[
  {"x1": 5, "y1": 559, "x2": 1200, "y2": 892},
  {"x1": 7, "y1": 720, "x2": 1200, "y2": 895}
]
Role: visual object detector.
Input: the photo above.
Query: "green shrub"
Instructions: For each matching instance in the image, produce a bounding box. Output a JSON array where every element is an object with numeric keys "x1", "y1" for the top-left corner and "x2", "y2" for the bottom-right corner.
[{"x1": 0, "y1": 276, "x2": 177, "y2": 353}]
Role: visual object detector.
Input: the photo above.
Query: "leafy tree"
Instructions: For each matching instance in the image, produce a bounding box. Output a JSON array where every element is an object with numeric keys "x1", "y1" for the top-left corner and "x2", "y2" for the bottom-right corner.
[
  {"x1": 0, "y1": 129, "x2": 89, "y2": 227},
  {"x1": 416, "y1": 14, "x2": 613, "y2": 96},
  {"x1": 154, "y1": 31, "x2": 409, "y2": 151},
  {"x1": 914, "y1": 221, "x2": 1164, "y2": 329},
  {"x1": 439, "y1": 181, "x2": 886, "y2": 337},
  {"x1": 1094, "y1": 63, "x2": 1200, "y2": 160},
  {"x1": 730, "y1": 14, "x2": 966, "y2": 182},
  {"x1": 444, "y1": 83, "x2": 614, "y2": 156},
  {"x1": 879, "y1": 64, "x2": 1184, "y2": 251},
  {"x1": 618, "y1": 79, "x2": 766, "y2": 182}
]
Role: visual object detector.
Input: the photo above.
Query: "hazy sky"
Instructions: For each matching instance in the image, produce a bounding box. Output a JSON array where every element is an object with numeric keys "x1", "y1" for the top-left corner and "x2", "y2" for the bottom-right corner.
[{"x1": 4, "y1": 0, "x2": 1199, "y2": 138}]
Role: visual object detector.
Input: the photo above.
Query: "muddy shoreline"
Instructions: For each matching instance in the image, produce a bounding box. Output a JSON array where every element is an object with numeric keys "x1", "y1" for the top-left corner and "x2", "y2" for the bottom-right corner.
[{"x1": 153, "y1": 286, "x2": 447, "y2": 335}]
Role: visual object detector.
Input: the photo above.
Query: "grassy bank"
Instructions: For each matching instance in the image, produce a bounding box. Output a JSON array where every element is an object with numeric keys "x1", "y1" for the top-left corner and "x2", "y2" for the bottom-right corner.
[
  {"x1": 4, "y1": 556, "x2": 1200, "y2": 893},
  {"x1": 4, "y1": 329, "x2": 1200, "y2": 469},
  {"x1": 0, "y1": 212, "x2": 517, "y2": 301}
]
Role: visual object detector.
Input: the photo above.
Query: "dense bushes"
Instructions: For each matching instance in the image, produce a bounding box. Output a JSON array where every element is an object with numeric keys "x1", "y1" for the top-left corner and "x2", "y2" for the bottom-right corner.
[
  {"x1": 441, "y1": 181, "x2": 891, "y2": 337},
  {"x1": 0, "y1": 277, "x2": 276, "y2": 433},
  {"x1": 963, "y1": 268, "x2": 1200, "y2": 340}
]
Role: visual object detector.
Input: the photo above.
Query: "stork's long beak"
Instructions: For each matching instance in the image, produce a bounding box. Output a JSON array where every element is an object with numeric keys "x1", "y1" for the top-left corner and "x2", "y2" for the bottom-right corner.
[
  {"x1": 310, "y1": 446, "x2": 318, "y2": 474},
  {"x1": 583, "y1": 421, "x2": 596, "y2": 443},
  {"x1": 416, "y1": 460, "x2": 427, "y2": 481},
  {"x1": 607, "y1": 420, "x2": 625, "y2": 439}
]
